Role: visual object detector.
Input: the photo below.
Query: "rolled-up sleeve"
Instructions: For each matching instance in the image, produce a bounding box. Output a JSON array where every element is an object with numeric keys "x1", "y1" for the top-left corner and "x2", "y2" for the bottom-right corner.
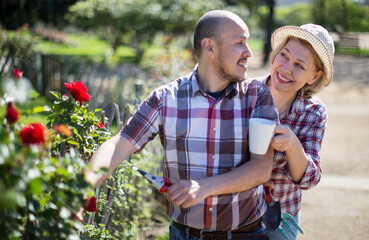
[
  {"x1": 286, "y1": 105, "x2": 327, "y2": 189},
  {"x1": 121, "y1": 89, "x2": 163, "y2": 151}
]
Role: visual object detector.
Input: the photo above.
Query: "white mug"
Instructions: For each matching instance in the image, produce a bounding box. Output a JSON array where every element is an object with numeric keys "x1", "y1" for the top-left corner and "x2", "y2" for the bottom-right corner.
[{"x1": 249, "y1": 118, "x2": 276, "y2": 155}]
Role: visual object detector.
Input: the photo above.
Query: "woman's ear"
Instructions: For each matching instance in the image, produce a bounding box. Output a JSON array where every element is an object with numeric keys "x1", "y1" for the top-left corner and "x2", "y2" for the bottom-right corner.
[{"x1": 308, "y1": 70, "x2": 324, "y2": 85}]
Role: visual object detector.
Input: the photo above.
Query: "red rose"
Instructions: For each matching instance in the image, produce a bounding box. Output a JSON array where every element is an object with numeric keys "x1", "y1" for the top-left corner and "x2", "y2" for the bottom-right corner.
[
  {"x1": 64, "y1": 81, "x2": 91, "y2": 107},
  {"x1": 20, "y1": 123, "x2": 46, "y2": 146},
  {"x1": 13, "y1": 69, "x2": 23, "y2": 79},
  {"x1": 85, "y1": 197, "x2": 98, "y2": 212},
  {"x1": 5, "y1": 102, "x2": 20, "y2": 124},
  {"x1": 96, "y1": 122, "x2": 104, "y2": 129}
]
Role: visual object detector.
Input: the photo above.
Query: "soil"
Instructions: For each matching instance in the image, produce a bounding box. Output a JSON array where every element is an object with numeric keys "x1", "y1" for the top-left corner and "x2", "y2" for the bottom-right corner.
[{"x1": 143, "y1": 54, "x2": 369, "y2": 240}]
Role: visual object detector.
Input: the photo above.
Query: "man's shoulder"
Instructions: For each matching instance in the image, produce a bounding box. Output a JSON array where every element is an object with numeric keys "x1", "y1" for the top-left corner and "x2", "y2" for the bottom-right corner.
[{"x1": 155, "y1": 73, "x2": 193, "y2": 94}]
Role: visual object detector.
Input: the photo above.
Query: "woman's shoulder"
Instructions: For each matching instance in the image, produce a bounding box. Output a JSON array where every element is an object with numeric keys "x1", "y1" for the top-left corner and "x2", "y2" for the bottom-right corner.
[{"x1": 296, "y1": 95, "x2": 327, "y2": 116}]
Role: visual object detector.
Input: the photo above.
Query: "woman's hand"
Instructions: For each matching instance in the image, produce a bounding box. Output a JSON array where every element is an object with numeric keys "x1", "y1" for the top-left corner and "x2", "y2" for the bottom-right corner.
[
  {"x1": 271, "y1": 124, "x2": 309, "y2": 182},
  {"x1": 270, "y1": 124, "x2": 299, "y2": 152}
]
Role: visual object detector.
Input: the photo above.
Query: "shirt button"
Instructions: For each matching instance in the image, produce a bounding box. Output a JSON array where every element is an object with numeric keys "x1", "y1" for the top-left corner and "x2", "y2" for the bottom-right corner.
[
  {"x1": 213, "y1": 128, "x2": 216, "y2": 132},
  {"x1": 212, "y1": 155, "x2": 215, "y2": 159},
  {"x1": 209, "y1": 207, "x2": 213, "y2": 212}
]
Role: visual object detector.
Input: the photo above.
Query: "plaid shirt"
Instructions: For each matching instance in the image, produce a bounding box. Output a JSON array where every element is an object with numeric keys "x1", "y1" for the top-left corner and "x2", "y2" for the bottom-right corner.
[
  {"x1": 122, "y1": 66, "x2": 279, "y2": 231},
  {"x1": 261, "y1": 76, "x2": 327, "y2": 216}
]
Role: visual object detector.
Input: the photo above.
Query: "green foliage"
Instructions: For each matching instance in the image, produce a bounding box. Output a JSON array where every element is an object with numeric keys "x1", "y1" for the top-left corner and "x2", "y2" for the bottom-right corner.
[
  {"x1": 312, "y1": 0, "x2": 369, "y2": 33},
  {"x1": 82, "y1": 150, "x2": 161, "y2": 239},
  {"x1": 66, "y1": 0, "x2": 238, "y2": 62},
  {"x1": 0, "y1": 116, "x2": 93, "y2": 239},
  {"x1": 257, "y1": 3, "x2": 313, "y2": 32},
  {"x1": 1, "y1": 75, "x2": 166, "y2": 239},
  {"x1": 45, "y1": 92, "x2": 112, "y2": 161},
  {"x1": 275, "y1": 3, "x2": 313, "y2": 28},
  {"x1": 43, "y1": 86, "x2": 165, "y2": 239},
  {"x1": 345, "y1": 1, "x2": 369, "y2": 32}
]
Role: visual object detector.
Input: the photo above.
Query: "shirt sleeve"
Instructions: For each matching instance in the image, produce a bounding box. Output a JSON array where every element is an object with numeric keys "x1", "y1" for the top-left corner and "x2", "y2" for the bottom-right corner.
[
  {"x1": 250, "y1": 81, "x2": 279, "y2": 123},
  {"x1": 120, "y1": 89, "x2": 163, "y2": 152},
  {"x1": 285, "y1": 104, "x2": 327, "y2": 190}
]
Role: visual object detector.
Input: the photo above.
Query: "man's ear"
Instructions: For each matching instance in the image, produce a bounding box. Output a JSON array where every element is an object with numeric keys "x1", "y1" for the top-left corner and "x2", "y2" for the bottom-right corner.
[
  {"x1": 308, "y1": 70, "x2": 324, "y2": 85},
  {"x1": 201, "y1": 38, "x2": 216, "y2": 56}
]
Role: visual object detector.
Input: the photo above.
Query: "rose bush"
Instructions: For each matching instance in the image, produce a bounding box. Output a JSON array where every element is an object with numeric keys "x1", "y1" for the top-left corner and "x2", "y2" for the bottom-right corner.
[
  {"x1": 1, "y1": 76, "x2": 164, "y2": 239},
  {"x1": 0, "y1": 101, "x2": 95, "y2": 239},
  {"x1": 45, "y1": 82, "x2": 111, "y2": 160}
]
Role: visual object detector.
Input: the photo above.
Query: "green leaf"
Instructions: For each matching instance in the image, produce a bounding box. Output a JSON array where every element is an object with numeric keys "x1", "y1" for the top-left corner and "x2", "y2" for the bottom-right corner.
[
  {"x1": 67, "y1": 140, "x2": 79, "y2": 146},
  {"x1": 55, "y1": 167, "x2": 69, "y2": 176},
  {"x1": 29, "y1": 178, "x2": 43, "y2": 194},
  {"x1": 33, "y1": 106, "x2": 46, "y2": 113},
  {"x1": 0, "y1": 189, "x2": 19, "y2": 209},
  {"x1": 50, "y1": 91, "x2": 61, "y2": 99}
]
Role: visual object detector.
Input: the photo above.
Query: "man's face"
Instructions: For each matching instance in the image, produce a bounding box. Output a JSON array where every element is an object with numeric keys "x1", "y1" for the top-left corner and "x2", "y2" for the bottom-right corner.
[{"x1": 214, "y1": 19, "x2": 252, "y2": 83}]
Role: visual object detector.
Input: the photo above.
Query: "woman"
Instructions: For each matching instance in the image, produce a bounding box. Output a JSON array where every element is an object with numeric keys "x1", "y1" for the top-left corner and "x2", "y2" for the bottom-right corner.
[{"x1": 261, "y1": 24, "x2": 335, "y2": 239}]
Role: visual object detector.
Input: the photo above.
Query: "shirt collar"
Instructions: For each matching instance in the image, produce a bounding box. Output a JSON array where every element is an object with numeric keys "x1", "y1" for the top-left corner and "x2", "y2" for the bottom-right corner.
[
  {"x1": 261, "y1": 74, "x2": 304, "y2": 116},
  {"x1": 290, "y1": 95, "x2": 305, "y2": 115},
  {"x1": 191, "y1": 64, "x2": 238, "y2": 98}
]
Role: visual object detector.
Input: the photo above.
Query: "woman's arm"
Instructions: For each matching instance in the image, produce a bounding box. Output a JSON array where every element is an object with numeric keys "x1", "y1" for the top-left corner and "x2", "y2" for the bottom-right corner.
[{"x1": 271, "y1": 125, "x2": 309, "y2": 182}]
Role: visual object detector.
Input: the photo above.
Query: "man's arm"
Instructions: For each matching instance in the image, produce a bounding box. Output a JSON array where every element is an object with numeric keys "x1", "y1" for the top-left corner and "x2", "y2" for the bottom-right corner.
[
  {"x1": 85, "y1": 133, "x2": 137, "y2": 187},
  {"x1": 166, "y1": 146, "x2": 273, "y2": 208}
]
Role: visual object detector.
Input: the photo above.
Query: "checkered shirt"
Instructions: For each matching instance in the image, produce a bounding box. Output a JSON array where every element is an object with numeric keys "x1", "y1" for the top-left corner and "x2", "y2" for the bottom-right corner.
[
  {"x1": 261, "y1": 75, "x2": 327, "y2": 216},
  {"x1": 121, "y1": 66, "x2": 279, "y2": 231}
]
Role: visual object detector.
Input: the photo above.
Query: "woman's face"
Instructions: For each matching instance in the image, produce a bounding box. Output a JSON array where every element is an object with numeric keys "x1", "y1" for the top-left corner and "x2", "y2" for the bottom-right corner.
[{"x1": 269, "y1": 38, "x2": 322, "y2": 97}]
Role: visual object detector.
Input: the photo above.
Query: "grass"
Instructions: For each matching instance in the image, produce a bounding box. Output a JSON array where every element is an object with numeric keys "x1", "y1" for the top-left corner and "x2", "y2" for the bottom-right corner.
[
  {"x1": 336, "y1": 47, "x2": 369, "y2": 56},
  {"x1": 34, "y1": 30, "x2": 265, "y2": 62},
  {"x1": 35, "y1": 32, "x2": 137, "y2": 63}
]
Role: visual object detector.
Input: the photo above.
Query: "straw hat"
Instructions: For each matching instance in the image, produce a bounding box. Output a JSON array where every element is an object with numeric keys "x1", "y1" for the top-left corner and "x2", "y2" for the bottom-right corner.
[{"x1": 271, "y1": 24, "x2": 335, "y2": 86}]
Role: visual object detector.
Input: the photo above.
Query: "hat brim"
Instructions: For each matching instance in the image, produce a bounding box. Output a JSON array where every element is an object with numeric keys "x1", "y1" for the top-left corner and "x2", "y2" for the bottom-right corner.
[{"x1": 271, "y1": 26, "x2": 333, "y2": 86}]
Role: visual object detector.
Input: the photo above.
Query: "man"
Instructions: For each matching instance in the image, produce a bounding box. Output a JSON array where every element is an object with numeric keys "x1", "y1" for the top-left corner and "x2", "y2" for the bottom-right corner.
[{"x1": 86, "y1": 10, "x2": 278, "y2": 239}]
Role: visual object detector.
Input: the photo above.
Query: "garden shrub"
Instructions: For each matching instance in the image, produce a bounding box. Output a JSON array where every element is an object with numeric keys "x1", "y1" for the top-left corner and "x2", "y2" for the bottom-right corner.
[
  {"x1": 0, "y1": 107, "x2": 92, "y2": 239},
  {"x1": 1, "y1": 76, "x2": 166, "y2": 239}
]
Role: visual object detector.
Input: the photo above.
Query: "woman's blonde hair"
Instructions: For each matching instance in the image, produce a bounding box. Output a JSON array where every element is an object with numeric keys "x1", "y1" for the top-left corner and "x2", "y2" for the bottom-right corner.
[{"x1": 270, "y1": 36, "x2": 325, "y2": 99}]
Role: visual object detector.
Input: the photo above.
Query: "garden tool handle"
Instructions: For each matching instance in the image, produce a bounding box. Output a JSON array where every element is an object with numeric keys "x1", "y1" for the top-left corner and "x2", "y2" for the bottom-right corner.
[
  {"x1": 264, "y1": 186, "x2": 273, "y2": 204},
  {"x1": 159, "y1": 177, "x2": 173, "y2": 193}
]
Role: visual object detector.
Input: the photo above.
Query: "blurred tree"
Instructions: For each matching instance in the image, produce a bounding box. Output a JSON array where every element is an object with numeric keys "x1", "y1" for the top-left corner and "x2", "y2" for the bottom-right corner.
[
  {"x1": 0, "y1": 29, "x2": 36, "y2": 80},
  {"x1": 312, "y1": 0, "x2": 326, "y2": 27},
  {"x1": 67, "y1": 0, "x2": 255, "y2": 62},
  {"x1": 0, "y1": 0, "x2": 78, "y2": 30},
  {"x1": 312, "y1": 0, "x2": 369, "y2": 33},
  {"x1": 263, "y1": 0, "x2": 275, "y2": 65}
]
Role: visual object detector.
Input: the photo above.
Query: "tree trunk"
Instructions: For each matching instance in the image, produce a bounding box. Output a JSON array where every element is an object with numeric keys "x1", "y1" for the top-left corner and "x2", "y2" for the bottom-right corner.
[{"x1": 263, "y1": 0, "x2": 274, "y2": 65}]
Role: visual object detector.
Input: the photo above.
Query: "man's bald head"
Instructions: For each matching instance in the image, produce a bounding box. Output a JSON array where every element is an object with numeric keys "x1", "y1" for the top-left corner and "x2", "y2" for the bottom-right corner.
[{"x1": 193, "y1": 10, "x2": 249, "y2": 59}]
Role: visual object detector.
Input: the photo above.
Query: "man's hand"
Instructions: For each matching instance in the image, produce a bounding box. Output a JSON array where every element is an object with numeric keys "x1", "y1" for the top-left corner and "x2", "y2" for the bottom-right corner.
[{"x1": 165, "y1": 180, "x2": 208, "y2": 208}]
